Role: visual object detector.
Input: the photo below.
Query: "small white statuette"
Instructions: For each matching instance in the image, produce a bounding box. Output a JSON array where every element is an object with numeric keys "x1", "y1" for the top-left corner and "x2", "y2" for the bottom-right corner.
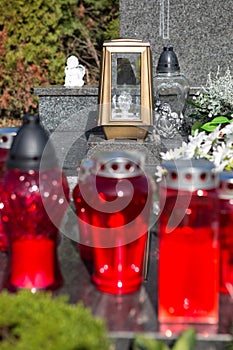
[{"x1": 64, "y1": 55, "x2": 85, "y2": 87}]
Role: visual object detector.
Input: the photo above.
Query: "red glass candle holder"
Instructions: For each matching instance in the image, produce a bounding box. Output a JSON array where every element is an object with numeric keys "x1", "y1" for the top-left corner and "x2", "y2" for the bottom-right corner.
[
  {"x1": 158, "y1": 159, "x2": 219, "y2": 334},
  {"x1": 0, "y1": 115, "x2": 69, "y2": 292},
  {"x1": 218, "y1": 172, "x2": 233, "y2": 295},
  {"x1": 73, "y1": 151, "x2": 154, "y2": 295},
  {"x1": 2, "y1": 168, "x2": 69, "y2": 291},
  {"x1": 73, "y1": 160, "x2": 95, "y2": 262},
  {"x1": 0, "y1": 128, "x2": 18, "y2": 252}
]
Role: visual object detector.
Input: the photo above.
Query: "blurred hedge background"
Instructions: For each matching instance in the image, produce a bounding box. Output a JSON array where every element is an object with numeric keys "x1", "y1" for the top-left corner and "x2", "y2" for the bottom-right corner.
[{"x1": 0, "y1": 0, "x2": 119, "y2": 121}]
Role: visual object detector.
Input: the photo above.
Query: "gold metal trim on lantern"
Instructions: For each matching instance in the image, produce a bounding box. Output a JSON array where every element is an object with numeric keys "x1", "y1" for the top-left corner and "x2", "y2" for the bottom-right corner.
[{"x1": 98, "y1": 39, "x2": 153, "y2": 140}]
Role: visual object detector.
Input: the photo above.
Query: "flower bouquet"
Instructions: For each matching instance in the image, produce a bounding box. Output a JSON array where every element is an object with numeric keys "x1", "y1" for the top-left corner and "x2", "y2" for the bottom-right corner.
[
  {"x1": 189, "y1": 68, "x2": 233, "y2": 134},
  {"x1": 156, "y1": 123, "x2": 233, "y2": 181},
  {"x1": 155, "y1": 68, "x2": 233, "y2": 180}
]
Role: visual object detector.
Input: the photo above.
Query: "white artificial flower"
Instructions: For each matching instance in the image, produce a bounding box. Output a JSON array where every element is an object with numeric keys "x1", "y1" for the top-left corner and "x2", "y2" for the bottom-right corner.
[
  {"x1": 155, "y1": 165, "x2": 165, "y2": 182},
  {"x1": 183, "y1": 141, "x2": 198, "y2": 159},
  {"x1": 160, "y1": 144, "x2": 187, "y2": 161},
  {"x1": 225, "y1": 134, "x2": 233, "y2": 146},
  {"x1": 212, "y1": 141, "x2": 233, "y2": 172},
  {"x1": 188, "y1": 129, "x2": 207, "y2": 145},
  {"x1": 220, "y1": 122, "x2": 233, "y2": 136},
  {"x1": 214, "y1": 159, "x2": 231, "y2": 172},
  {"x1": 206, "y1": 124, "x2": 221, "y2": 140}
]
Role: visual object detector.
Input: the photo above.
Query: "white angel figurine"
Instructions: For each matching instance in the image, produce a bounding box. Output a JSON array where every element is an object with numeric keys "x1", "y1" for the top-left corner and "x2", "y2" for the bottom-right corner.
[{"x1": 64, "y1": 55, "x2": 85, "y2": 87}]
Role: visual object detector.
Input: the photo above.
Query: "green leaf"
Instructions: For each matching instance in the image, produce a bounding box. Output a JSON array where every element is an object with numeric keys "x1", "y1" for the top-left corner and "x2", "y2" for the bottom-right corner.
[
  {"x1": 191, "y1": 121, "x2": 203, "y2": 135},
  {"x1": 201, "y1": 122, "x2": 219, "y2": 132},
  {"x1": 209, "y1": 116, "x2": 230, "y2": 124},
  {"x1": 172, "y1": 328, "x2": 196, "y2": 350},
  {"x1": 200, "y1": 115, "x2": 232, "y2": 132},
  {"x1": 133, "y1": 334, "x2": 170, "y2": 350}
]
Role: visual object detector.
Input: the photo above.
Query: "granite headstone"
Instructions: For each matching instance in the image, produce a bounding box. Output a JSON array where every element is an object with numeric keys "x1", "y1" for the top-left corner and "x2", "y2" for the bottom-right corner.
[{"x1": 120, "y1": 0, "x2": 233, "y2": 88}]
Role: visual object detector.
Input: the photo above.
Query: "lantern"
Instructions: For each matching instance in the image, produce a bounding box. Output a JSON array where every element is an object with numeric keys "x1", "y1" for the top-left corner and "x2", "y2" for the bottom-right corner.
[
  {"x1": 154, "y1": 46, "x2": 189, "y2": 139},
  {"x1": 98, "y1": 39, "x2": 153, "y2": 140}
]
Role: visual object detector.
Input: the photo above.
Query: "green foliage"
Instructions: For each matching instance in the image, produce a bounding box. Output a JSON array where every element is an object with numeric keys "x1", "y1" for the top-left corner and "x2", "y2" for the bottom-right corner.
[
  {"x1": 133, "y1": 328, "x2": 196, "y2": 350},
  {"x1": 133, "y1": 334, "x2": 169, "y2": 350},
  {"x1": 62, "y1": 0, "x2": 119, "y2": 81},
  {"x1": 191, "y1": 116, "x2": 233, "y2": 135},
  {"x1": 0, "y1": 0, "x2": 119, "y2": 117},
  {"x1": 0, "y1": 290, "x2": 111, "y2": 350},
  {"x1": 172, "y1": 328, "x2": 196, "y2": 350}
]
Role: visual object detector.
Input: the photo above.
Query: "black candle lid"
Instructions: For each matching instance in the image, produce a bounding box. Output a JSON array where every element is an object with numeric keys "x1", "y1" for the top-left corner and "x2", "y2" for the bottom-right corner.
[
  {"x1": 156, "y1": 46, "x2": 180, "y2": 73},
  {"x1": 6, "y1": 114, "x2": 58, "y2": 171}
]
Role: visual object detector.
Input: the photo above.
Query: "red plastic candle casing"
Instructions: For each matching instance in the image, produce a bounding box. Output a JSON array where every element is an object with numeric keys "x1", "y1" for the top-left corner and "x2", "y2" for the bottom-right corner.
[
  {"x1": 73, "y1": 160, "x2": 95, "y2": 262},
  {"x1": 218, "y1": 172, "x2": 233, "y2": 295},
  {"x1": 0, "y1": 128, "x2": 18, "y2": 252},
  {"x1": 2, "y1": 168, "x2": 69, "y2": 291},
  {"x1": 158, "y1": 159, "x2": 219, "y2": 333},
  {"x1": 0, "y1": 115, "x2": 69, "y2": 292},
  {"x1": 73, "y1": 151, "x2": 154, "y2": 295}
]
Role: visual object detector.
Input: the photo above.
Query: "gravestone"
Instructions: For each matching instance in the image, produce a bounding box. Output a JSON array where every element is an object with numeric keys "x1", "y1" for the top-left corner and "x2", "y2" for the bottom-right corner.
[
  {"x1": 35, "y1": 1, "x2": 233, "y2": 177},
  {"x1": 120, "y1": 0, "x2": 233, "y2": 88},
  {"x1": 34, "y1": 86, "x2": 99, "y2": 180}
]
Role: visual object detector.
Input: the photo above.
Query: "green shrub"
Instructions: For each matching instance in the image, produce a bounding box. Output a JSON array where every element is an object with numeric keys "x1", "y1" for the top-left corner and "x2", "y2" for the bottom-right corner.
[
  {"x1": 133, "y1": 328, "x2": 196, "y2": 350},
  {"x1": 0, "y1": 290, "x2": 111, "y2": 350},
  {"x1": 0, "y1": 0, "x2": 119, "y2": 118}
]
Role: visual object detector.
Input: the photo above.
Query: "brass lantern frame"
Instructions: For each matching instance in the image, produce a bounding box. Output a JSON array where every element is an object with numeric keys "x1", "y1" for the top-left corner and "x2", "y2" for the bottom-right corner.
[{"x1": 98, "y1": 39, "x2": 153, "y2": 140}]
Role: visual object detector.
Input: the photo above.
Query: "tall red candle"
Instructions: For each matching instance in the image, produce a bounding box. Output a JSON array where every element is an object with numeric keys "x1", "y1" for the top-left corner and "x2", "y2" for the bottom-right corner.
[
  {"x1": 218, "y1": 172, "x2": 233, "y2": 295},
  {"x1": 158, "y1": 159, "x2": 219, "y2": 334},
  {"x1": 73, "y1": 151, "x2": 154, "y2": 295}
]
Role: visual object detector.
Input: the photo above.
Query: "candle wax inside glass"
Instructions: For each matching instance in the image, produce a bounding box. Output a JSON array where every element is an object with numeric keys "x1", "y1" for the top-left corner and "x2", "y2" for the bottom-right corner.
[{"x1": 11, "y1": 238, "x2": 54, "y2": 289}]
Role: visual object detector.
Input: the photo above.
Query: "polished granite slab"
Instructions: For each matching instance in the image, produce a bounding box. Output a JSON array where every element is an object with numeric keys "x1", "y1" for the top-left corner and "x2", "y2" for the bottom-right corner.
[{"x1": 120, "y1": 0, "x2": 233, "y2": 88}]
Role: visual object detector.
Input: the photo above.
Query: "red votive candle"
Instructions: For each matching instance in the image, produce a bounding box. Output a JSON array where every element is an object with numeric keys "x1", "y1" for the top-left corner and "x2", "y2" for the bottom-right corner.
[
  {"x1": 73, "y1": 151, "x2": 154, "y2": 295},
  {"x1": 73, "y1": 160, "x2": 95, "y2": 261},
  {"x1": 158, "y1": 159, "x2": 219, "y2": 334},
  {"x1": 1, "y1": 115, "x2": 69, "y2": 292},
  {"x1": 2, "y1": 167, "x2": 69, "y2": 292},
  {"x1": 218, "y1": 172, "x2": 233, "y2": 295},
  {"x1": 0, "y1": 128, "x2": 18, "y2": 252}
]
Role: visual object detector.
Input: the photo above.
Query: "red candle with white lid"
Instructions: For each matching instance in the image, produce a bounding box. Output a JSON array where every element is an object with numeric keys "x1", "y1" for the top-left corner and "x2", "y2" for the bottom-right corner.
[
  {"x1": 158, "y1": 159, "x2": 219, "y2": 334},
  {"x1": 73, "y1": 151, "x2": 154, "y2": 295}
]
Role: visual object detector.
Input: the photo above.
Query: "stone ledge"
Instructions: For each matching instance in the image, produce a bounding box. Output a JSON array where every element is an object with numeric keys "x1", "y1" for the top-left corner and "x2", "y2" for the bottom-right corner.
[
  {"x1": 87, "y1": 134, "x2": 161, "y2": 176},
  {"x1": 34, "y1": 85, "x2": 99, "y2": 96},
  {"x1": 34, "y1": 85, "x2": 199, "y2": 97}
]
